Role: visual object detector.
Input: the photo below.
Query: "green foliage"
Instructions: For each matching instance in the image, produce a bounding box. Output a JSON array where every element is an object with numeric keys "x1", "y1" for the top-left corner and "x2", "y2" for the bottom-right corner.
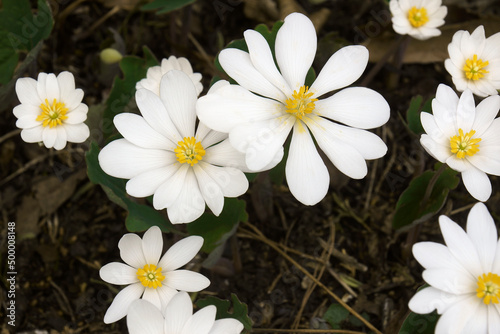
[
  {"x1": 141, "y1": 0, "x2": 196, "y2": 14},
  {"x1": 85, "y1": 142, "x2": 175, "y2": 233},
  {"x1": 102, "y1": 47, "x2": 158, "y2": 140},
  {"x1": 399, "y1": 311, "x2": 438, "y2": 334},
  {"x1": 323, "y1": 303, "x2": 350, "y2": 329},
  {"x1": 0, "y1": 0, "x2": 53, "y2": 84},
  {"x1": 406, "y1": 95, "x2": 433, "y2": 135},
  {"x1": 392, "y1": 165, "x2": 459, "y2": 230},
  {"x1": 196, "y1": 294, "x2": 252, "y2": 332}
]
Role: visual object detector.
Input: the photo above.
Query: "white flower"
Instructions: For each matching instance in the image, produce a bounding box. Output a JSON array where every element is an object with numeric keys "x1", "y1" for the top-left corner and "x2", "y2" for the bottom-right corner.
[
  {"x1": 444, "y1": 25, "x2": 500, "y2": 97},
  {"x1": 389, "y1": 0, "x2": 447, "y2": 40},
  {"x1": 13, "y1": 71, "x2": 90, "y2": 150},
  {"x1": 99, "y1": 70, "x2": 250, "y2": 224},
  {"x1": 409, "y1": 203, "x2": 500, "y2": 333},
  {"x1": 420, "y1": 84, "x2": 500, "y2": 201},
  {"x1": 136, "y1": 56, "x2": 203, "y2": 96},
  {"x1": 99, "y1": 226, "x2": 210, "y2": 323},
  {"x1": 127, "y1": 293, "x2": 244, "y2": 334},
  {"x1": 196, "y1": 12, "x2": 390, "y2": 206}
]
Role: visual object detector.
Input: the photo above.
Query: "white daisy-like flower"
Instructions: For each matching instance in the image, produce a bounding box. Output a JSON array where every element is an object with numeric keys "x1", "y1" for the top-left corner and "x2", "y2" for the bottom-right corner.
[
  {"x1": 13, "y1": 71, "x2": 90, "y2": 150},
  {"x1": 99, "y1": 70, "x2": 250, "y2": 224},
  {"x1": 409, "y1": 203, "x2": 500, "y2": 333},
  {"x1": 196, "y1": 12, "x2": 390, "y2": 206},
  {"x1": 389, "y1": 0, "x2": 447, "y2": 40},
  {"x1": 127, "y1": 293, "x2": 244, "y2": 334},
  {"x1": 420, "y1": 84, "x2": 500, "y2": 202},
  {"x1": 136, "y1": 56, "x2": 203, "y2": 96},
  {"x1": 444, "y1": 25, "x2": 500, "y2": 97},
  {"x1": 99, "y1": 226, "x2": 210, "y2": 323}
]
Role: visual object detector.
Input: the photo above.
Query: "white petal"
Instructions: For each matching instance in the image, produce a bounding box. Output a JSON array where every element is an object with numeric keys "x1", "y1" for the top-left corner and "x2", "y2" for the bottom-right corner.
[
  {"x1": 244, "y1": 29, "x2": 292, "y2": 96},
  {"x1": 439, "y1": 215, "x2": 483, "y2": 276},
  {"x1": 119, "y1": 233, "x2": 146, "y2": 269},
  {"x1": 493, "y1": 239, "x2": 500, "y2": 274},
  {"x1": 99, "y1": 262, "x2": 138, "y2": 285},
  {"x1": 16, "y1": 77, "x2": 42, "y2": 107},
  {"x1": 456, "y1": 89, "x2": 475, "y2": 132},
  {"x1": 315, "y1": 87, "x2": 390, "y2": 129},
  {"x1": 305, "y1": 117, "x2": 368, "y2": 179},
  {"x1": 153, "y1": 164, "x2": 189, "y2": 210},
  {"x1": 160, "y1": 70, "x2": 197, "y2": 138},
  {"x1": 193, "y1": 164, "x2": 225, "y2": 216},
  {"x1": 445, "y1": 155, "x2": 469, "y2": 172},
  {"x1": 45, "y1": 73, "x2": 60, "y2": 102},
  {"x1": 422, "y1": 268, "x2": 476, "y2": 295},
  {"x1": 421, "y1": 112, "x2": 447, "y2": 145},
  {"x1": 142, "y1": 226, "x2": 163, "y2": 266},
  {"x1": 409, "y1": 286, "x2": 465, "y2": 315},
  {"x1": 310, "y1": 46, "x2": 369, "y2": 98},
  {"x1": 196, "y1": 123, "x2": 227, "y2": 148},
  {"x1": 20, "y1": 126, "x2": 43, "y2": 143},
  {"x1": 466, "y1": 203, "x2": 497, "y2": 273},
  {"x1": 420, "y1": 135, "x2": 450, "y2": 163},
  {"x1": 413, "y1": 242, "x2": 468, "y2": 273},
  {"x1": 230, "y1": 116, "x2": 294, "y2": 171},
  {"x1": 135, "y1": 88, "x2": 182, "y2": 144},
  {"x1": 64, "y1": 123, "x2": 89, "y2": 143},
  {"x1": 164, "y1": 292, "x2": 193, "y2": 334},
  {"x1": 488, "y1": 304, "x2": 500, "y2": 333},
  {"x1": 57, "y1": 72, "x2": 76, "y2": 101},
  {"x1": 462, "y1": 299, "x2": 488, "y2": 333},
  {"x1": 166, "y1": 169, "x2": 206, "y2": 224},
  {"x1": 127, "y1": 299, "x2": 164, "y2": 334},
  {"x1": 182, "y1": 305, "x2": 216, "y2": 334},
  {"x1": 158, "y1": 236, "x2": 204, "y2": 271},
  {"x1": 468, "y1": 153, "x2": 500, "y2": 176},
  {"x1": 434, "y1": 296, "x2": 481, "y2": 334},
  {"x1": 156, "y1": 285, "x2": 178, "y2": 314},
  {"x1": 204, "y1": 139, "x2": 250, "y2": 172},
  {"x1": 275, "y1": 13, "x2": 317, "y2": 91},
  {"x1": 53, "y1": 127, "x2": 67, "y2": 150},
  {"x1": 98, "y1": 139, "x2": 171, "y2": 179},
  {"x1": 13, "y1": 103, "x2": 40, "y2": 118},
  {"x1": 41, "y1": 126, "x2": 57, "y2": 148},
  {"x1": 63, "y1": 89, "x2": 84, "y2": 111},
  {"x1": 36, "y1": 73, "x2": 48, "y2": 101},
  {"x1": 143, "y1": 287, "x2": 162, "y2": 311},
  {"x1": 126, "y1": 164, "x2": 180, "y2": 198},
  {"x1": 285, "y1": 122, "x2": 329, "y2": 205},
  {"x1": 65, "y1": 104, "x2": 88, "y2": 125},
  {"x1": 16, "y1": 115, "x2": 41, "y2": 129},
  {"x1": 473, "y1": 95, "x2": 500, "y2": 136},
  {"x1": 461, "y1": 167, "x2": 492, "y2": 201},
  {"x1": 199, "y1": 162, "x2": 249, "y2": 198},
  {"x1": 103, "y1": 282, "x2": 144, "y2": 324},
  {"x1": 164, "y1": 270, "x2": 210, "y2": 292},
  {"x1": 196, "y1": 84, "x2": 283, "y2": 133},
  {"x1": 209, "y1": 318, "x2": 244, "y2": 334},
  {"x1": 432, "y1": 84, "x2": 459, "y2": 138},
  {"x1": 114, "y1": 113, "x2": 175, "y2": 150}
]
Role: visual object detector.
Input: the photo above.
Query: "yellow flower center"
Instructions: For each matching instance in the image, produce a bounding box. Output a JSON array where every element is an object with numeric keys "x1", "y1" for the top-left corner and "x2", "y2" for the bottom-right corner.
[
  {"x1": 464, "y1": 54, "x2": 489, "y2": 81},
  {"x1": 408, "y1": 7, "x2": 429, "y2": 28},
  {"x1": 285, "y1": 86, "x2": 318, "y2": 120},
  {"x1": 36, "y1": 98, "x2": 68, "y2": 128},
  {"x1": 450, "y1": 129, "x2": 481, "y2": 159},
  {"x1": 477, "y1": 273, "x2": 500, "y2": 305},
  {"x1": 175, "y1": 137, "x2": 205, "y2": 166},
  {"x1": 136, "y1": 264, "x2": 165, "y2": 289}
]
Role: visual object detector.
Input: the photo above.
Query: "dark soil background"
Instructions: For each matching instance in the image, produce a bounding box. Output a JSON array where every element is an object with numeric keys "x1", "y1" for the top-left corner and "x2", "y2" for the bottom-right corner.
[{"x1": 1, "y1": 0, "x2": 500, "y2": 333}]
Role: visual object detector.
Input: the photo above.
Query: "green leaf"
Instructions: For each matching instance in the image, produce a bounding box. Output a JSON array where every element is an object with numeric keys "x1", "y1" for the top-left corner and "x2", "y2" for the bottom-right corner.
[
  {"x1": 392, "y1": 166, "x2": 459, "y2": 230},
  {"x1": 323, "y1": 303, "x2": 350, "y2": 329},
  {"x1": 141, "y1": 0, "x2": 196, "y2": 14},
  {"x1": 102, "y1": 46, "x2": 158, "y2": 140},
  {"x1": 399, "y1": 311, "x2": 438, "y2": 334},
  {"x1": 196, "y1": 294, "x2": 252, "y2": 332},
  {"x1": 85, "y1": 142, "x2": 175, "y2": 233},
  {"x1": 406, "y1": 95, "x2": 433, "y2": 135},
  {"x1": 187, "y1": 198, "x2": 248, "y2": 253}
]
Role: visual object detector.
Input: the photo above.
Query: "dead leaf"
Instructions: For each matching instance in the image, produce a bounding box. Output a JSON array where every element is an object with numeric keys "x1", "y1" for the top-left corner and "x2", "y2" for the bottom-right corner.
[{"x1": 15, "y1": 195, "x2": 41, "y2": 241}]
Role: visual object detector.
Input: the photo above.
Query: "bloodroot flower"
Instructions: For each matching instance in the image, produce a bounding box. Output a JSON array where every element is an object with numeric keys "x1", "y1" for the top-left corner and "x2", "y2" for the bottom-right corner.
[
  {"x1": 13, "y1": 72, "x2": 90, "y2": 150},
  {"x1": 409, "y1": 203, "x2": 500, "y2": 333},
  {"x1": 389, "y1": 0, "x2": 447, "y2": 40},
  {"x1": 444, "y1": 25, "x2": 500, "y2": 97},
  {"x1": 196, "y1": 12, "x2": 390, "y2": 206},
  {"x1": 420, "y1": 84, "x2": 500, "y2": 201},
  {"x1": 127, "y1": 293, "x2": 244, "y2": 334},
  {"x1": 99, "y1": 226, "x2": 210, "y2": 323}
]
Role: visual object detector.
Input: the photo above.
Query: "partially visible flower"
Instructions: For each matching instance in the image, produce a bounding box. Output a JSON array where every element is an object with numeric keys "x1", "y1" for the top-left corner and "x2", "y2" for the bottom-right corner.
[
  {"x1": 100, "y1": 48, "x2": 123, "y2": 64},
  {"x1": 13, "y1": 71, "x2": 90, "y2": 150},
  {"x1": 444, "y1": 25, "x2": 500, "y2": 97},
  {"x1": 136, "y1": 56, "x2": 203, "y2": 96},
  {"x1": 196, "y1": 12, "x2": 389, "y2": 206},
  {"x1": 127, "y1": 292, "x2": 244, "y2": 334},
  {"x1": 409, "y1": 203, "x2": 500, "y2": 333},
  {"x1": 99, "y1": 70, "x2": 250, "y2": 224},
  {"x1": 420, "y1": 84, "x2": 500, "y2": 201},
  {"x1": 389, "y1": 0, "x2": 447, "y2": 40},
  {"x1": 99, "y1": 226, "x2": 210, "y2": 323}
]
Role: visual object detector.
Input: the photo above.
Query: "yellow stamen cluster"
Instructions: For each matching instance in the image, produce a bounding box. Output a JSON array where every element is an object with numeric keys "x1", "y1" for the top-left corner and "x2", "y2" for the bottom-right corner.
[
  {"x1": 175, "y1": 137, "x2": 205, "y2": 166},
  {"x1": 464, "y1": 54, "x2": 489, "y2": 81},
  {"x1": 450, "y1": 129, "x2": 481, "y2": 159},
  {"x1": 408, "y1": 6, "x2": 429, "y2": 28},
  {"x1": 136, "y1": 264, "x2": 165, "y2": 289},
  {"x1": 285, "y1": 86, "x2": 317, "y2": 120},
  {"x1": 36, "y1": 98, "x2": 68, "y2": 128},
  {"x1": 477, "y1": 273, "x2": 500, "y2": 305}
]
